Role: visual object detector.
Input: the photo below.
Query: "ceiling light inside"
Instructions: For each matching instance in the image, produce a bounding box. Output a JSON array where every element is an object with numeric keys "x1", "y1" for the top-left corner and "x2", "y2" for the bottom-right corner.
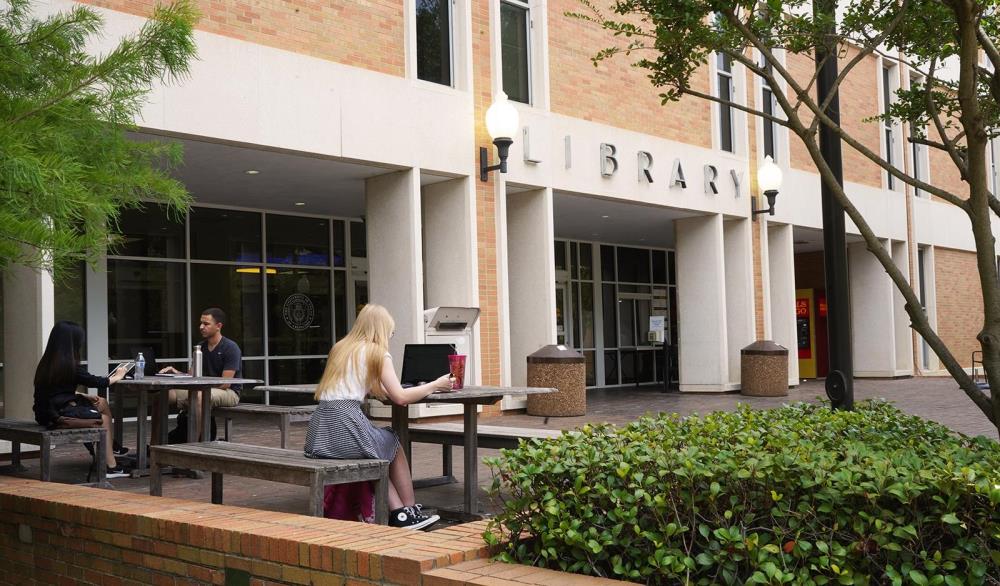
[
  {"x1": 245, "y1": 169, "x2": 260, "y2": 175},
  {"x1": 294, "y1": 202, "x2": 306, "y2": 206}
]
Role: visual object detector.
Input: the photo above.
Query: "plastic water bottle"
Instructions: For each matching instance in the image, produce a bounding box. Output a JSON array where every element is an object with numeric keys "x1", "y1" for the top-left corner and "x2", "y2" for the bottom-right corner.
[
  {"x1": 192, "y1": 345, "x2": 203, "y2": 377},
  {"x1": 135, "y1": 352, "x2": 145, "y2": 380}
]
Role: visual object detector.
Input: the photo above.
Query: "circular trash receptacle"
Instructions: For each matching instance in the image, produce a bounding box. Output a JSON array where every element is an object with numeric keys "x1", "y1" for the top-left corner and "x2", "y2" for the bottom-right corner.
[
  {"x1": 526, "y1": 345, "x2": 586, "y2": 416},
  {"x1": 740, "y1": 340, "x2": 789, "y2": 397}
]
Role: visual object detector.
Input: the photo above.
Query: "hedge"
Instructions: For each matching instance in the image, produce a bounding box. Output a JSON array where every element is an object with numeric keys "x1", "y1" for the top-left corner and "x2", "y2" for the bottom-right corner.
[{"x1": 484, "y1": 401, "x2": 1000, "y2": 585}]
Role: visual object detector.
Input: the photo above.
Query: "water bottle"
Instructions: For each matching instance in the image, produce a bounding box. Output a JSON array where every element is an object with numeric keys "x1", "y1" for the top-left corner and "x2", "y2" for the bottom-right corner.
[
  {"x1": 192, "y1": 345, "x2": 203, "y2": 377},
  {"x1": 135, "y1": 352, "x2": 145, "y2": 380}
]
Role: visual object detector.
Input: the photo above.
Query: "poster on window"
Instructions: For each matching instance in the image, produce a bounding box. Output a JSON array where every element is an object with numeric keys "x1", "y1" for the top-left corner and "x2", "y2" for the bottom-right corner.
[{"x1": 796, "y1": 297, "x2": 811, "y2": 359}]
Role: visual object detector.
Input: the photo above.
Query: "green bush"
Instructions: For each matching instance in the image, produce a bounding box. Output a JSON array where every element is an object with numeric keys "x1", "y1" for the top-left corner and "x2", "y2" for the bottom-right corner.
[{"x1": 484, "y1": 401, "x2": 1000, "y2": 585}]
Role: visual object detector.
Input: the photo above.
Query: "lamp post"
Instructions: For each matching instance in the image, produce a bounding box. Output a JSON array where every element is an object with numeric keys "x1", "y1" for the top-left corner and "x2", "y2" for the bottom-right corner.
[
  {"x1": 480, "y1": 92, "x2": 520, "y2": 182},
  {"x1": 753, "y1": 156, "x2": 783, "y2": 219}
]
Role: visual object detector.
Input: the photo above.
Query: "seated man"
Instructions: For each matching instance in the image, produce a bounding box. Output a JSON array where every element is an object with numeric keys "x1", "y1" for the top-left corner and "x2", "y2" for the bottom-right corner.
[{"x1": 152, "y1": 307, "x2": 242, "y2": 442}]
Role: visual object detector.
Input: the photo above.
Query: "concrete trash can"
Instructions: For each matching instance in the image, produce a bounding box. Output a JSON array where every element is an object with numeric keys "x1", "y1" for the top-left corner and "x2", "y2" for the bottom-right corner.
[
  {"x1": 526, "y1": 345, "x2": 586, "y2": 416},
  {"x1": 740, "y1": 340, "x2": 789, "y2": 397}
]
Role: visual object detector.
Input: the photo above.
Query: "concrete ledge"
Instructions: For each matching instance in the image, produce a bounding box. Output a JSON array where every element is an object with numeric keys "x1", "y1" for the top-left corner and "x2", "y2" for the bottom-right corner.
[{"x1": 0, "y1": 476, "x2": 628, "y2": 585}]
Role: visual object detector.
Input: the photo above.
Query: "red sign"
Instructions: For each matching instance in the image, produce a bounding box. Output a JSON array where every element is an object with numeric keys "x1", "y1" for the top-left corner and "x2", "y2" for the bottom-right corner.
[
  {"x1": 818, "y1": 297, "x2": 827, "y2": 317},
  {"x1": 796, "y1": 298, "x2": 810, "y2": 318}
]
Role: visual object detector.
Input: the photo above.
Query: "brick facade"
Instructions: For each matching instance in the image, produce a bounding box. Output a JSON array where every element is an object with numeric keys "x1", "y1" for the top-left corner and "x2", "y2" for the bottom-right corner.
[
  {"x1": 79, "y1": 0, "x2": 406, "y2": 77},
  {"x1": 934, "y1": 248, "x2": 983, "y2": 368},
  {"x1": 0, "y1": 477, "x2": 625, "y2": 586}
]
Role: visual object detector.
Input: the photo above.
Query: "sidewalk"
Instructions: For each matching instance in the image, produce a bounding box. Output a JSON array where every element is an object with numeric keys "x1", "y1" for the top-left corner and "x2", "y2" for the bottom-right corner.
[{"x1": 5, "y1": 376, "x2": 994, "y2": 521}]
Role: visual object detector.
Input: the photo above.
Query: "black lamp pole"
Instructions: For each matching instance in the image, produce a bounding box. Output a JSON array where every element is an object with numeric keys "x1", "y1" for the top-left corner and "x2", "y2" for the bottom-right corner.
[{"x1": 815, "y1": 0, "x2": 854, "y2": 409}]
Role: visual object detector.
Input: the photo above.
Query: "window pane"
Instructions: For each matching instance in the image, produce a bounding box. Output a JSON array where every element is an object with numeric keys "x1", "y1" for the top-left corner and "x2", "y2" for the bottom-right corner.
[
  {"x1": 54, "y1": 262, "x2": 87, "y2": 328},
  {"x1": 580, "y1": 281, "x2": 594, "y2": 348},
  {"x1": 266, "y1": 215, "x2": 330, "y2": 266},
  {"x1": 190, "y1": 207, "x2": 262, "y2": 262},
  {"x1": 667, "y1": 251, "x2": 676, "y2": 284},
  {"x1": 268, "y1": 357, "x2": 327, "y2": 386},
  {"x1": 500, "y1": 2, "x2": 530, "y2": 104},
  {"x1": 114, "y1": 204, "x2": 185, "y2": 258},
  {"x1": 637, "y1": 350, "x2": 655, "y2": 383},
  {"x1": 267, "y1": 268, "x2": 331, "y2": 356},
  {"x1": 350, "y1": 221, "x2": 367, "y2": 258},
  {"x1": 416, "y1": 0, "x2": 451, "y2": 86},
  {"x1": 190, "y1": 264, "x2": 264, "y2": 356},
  {"x1": 602, "y1": 284, "x2": 617, "y2": 348},
  {"x1": 232, "y1": 360, "x2": 265, "y2": 403},
  {"x1": 601, "y1": 245, "x2": 615, "y2": 282},
  {"x1": 579, "y1": 243, "x2": 593, "y2": 280},
  {"x1": 334, "y1": 270, "x2": 348, "y2": 340},
  {"x1": 584, "y1": 350, "x2": 596, "y2": 387},
  {"x1": 570, "y1": 242, "x2": 578, "y2": 279},
  {"x1": 617, "y1": 247, "x2": 651, "y2": 283},
  {"x1": 332, "y1": 220, "x2": 346, "y2": 267},
  {"x1": 354, "y1": 280, "x2": 369, "y2": 316},
  {"x1": 554, "y1": 241, "x2": 566, "y2": 270},
  {"x1": 652, "y1": 250, "x2": 667, "y2": 284},
  {"x1": 762, "y1": 87, "x2": 775, "y2": 159},
  {"x1": 604, "y1": 351, "x2": 618, "y2": 386},
  {"x1": 571, "y1": 282, "x2": 580, "y2": 347},
  {"x1": 108, "y1": 260, "x2": 187, "y2": 359},
  {"x1": 719, "y1": 74, "x2": 733, "y2": 152}
]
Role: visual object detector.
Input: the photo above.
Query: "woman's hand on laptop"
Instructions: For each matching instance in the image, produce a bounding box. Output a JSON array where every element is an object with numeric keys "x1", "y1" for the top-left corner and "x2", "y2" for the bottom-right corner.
[
  {"x1": 432, "y1": 373, "x2": 454, "y2": 393},
  {"x1": 158, "y1": 366, "x2": 179, "y2": 375}
]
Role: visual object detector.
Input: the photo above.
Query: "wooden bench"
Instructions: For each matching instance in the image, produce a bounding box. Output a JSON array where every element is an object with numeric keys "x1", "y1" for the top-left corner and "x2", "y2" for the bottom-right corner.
[
  {"x1": 0, "y1": 418, "x2": 108, "y2": 487},
  {"x1": 408, "y1": 423, "x2": 561, "y2": 486},
  {"x1": 150, "y1": 441, "x2": 389, "y2": 522},
  {"x1": 214, "y1": 404, "x2": 316, "y2": 449}
]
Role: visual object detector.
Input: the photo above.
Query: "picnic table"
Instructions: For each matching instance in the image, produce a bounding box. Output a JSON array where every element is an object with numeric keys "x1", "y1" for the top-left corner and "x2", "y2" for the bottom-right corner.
[
  {"x1": 112, "y1": 376, "x2": 262, "y2": 476},
  {"x1": 255, "y1": 383, "x2": 555, "y2": 516}
]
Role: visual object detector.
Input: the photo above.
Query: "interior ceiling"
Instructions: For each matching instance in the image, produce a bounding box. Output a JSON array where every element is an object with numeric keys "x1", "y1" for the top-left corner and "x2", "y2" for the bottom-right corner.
[
  {"x1": 133, "y1": 133, "x2": 451, "y2": 217},
  {"x1": 552, "y1": 191, "x2": 700, "y2": 249},
  {"x1": 792, "y1": 226, "x2": 862, "y2": 253}
]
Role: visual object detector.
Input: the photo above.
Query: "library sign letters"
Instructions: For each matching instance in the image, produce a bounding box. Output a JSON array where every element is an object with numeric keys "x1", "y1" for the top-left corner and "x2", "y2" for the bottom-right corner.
[{"x1": 597, "y1": 142, "x2": 743, "y2": 197}]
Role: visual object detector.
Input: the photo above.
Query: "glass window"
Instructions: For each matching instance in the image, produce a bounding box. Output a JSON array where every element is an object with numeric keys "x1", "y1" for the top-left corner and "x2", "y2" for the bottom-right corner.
[
  {"x1": 114, "y1": 204, "x2": 185, "y2": 259},
  {"x1": 617, "y1": 247, "x2": 651, "y2": 283},
  {"x1": 571, "y1": 282, "x2": 580, "y2": 346},
  {"x1": 652, "y1": 250, "x2": 667, "y2": 284},
  {"x1": 760, "y1": 58, "x2": 776, "y2": 160},
  {"x1": 416, "y1": 0, "x2": 452, "y2": 86},
  {"x1": 717, "y1": 53, "x2": 734, "y2": 153},
  {"x1": 190, "y1": 208, "x2": 262, "y2": 263},
  {"x1": 107, "y1": 260, "x2": 187, "y2": 359},
  {"x1": 268, "y1": 357, "x2": 327, "y2": 386},
  {"x1": 334, "y1": 271, "x2": 348, "y2": 340},
  {"x1": 579, "y1": 243, "x2": 593, "y2": 280},
  {"x1": 602, "y1": 284, "x2": 617, "y2": 348},
  {"x1": 580, "y1": 281, "x2": 595, "y2": 348},
  {"x1": 266, "y1": 214, "x2": 330, "y2": 266},
  {"x1": 54, "y1": 262, "x2": 87, "y2": 328},
  {"x1": 667, "y1": 251, "x2": 676, "y2": 284},
  {"x1": 570, "y1": 242, "x2": 578, "y2": 279},
  {"x1": 267, "y1": 268, "x2": 332, "y2": 356},
  {"x1": 190, "y1": 264, "x2": 265, "y2": 356},
  {"x1": 350, "y1": 221, "x2": 367, "y2": 258},
  {"x1": 584, "y1": 350, "x2": 596, "y2": 387},
  {"x1": 500, "y1": 1, "x2": 530, "y2": 104},
  {"x1": 332, "y1": 220, "x2": 346, "y2": 267},
  {"x1": 883, "y1": 67, "x2": 896, "y2": 189},
  {"x1": 601, "y1": 245, "x2": 615, "y2": 282},
  {"x1": 554, "y1": 241, "x2": 567, "y2": 271},
  {"x1": 232, "y1": 359, "x2": 265, "y2": 403},
  {"x1": 355, "y1": 280, "x2": 369, "y2": 317},
  {"x1": 604, "y1": 351, "x2": 618, "y2": 386}
]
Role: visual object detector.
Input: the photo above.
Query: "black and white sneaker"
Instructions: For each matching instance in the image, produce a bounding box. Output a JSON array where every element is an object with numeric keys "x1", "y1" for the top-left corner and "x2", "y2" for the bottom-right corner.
[
  {"x1": 105, "y1": 464, "x2": 130, "y2": 479},
  {"x1": 388, "y1": 506, "x2": 439, "y2": 530}
]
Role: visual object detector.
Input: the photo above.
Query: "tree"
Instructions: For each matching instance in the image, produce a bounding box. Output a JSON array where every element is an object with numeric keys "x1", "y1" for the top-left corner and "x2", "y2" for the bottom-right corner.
[
  {"x1": 574, "y1": 0, "x2": 1000, "y2": 432},
  {"x1": 0, "y1": 0, "x2": 197, "y2": 274}
]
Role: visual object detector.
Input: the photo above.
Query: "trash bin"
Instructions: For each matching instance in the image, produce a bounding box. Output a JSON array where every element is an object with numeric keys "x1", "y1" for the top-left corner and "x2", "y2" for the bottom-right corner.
[
  {"x1": 740, "y1": 340, "x2": 789, "y2": 397},
  {"x1": 526, "y1": 345, "x2": 586, "y2": 416}
]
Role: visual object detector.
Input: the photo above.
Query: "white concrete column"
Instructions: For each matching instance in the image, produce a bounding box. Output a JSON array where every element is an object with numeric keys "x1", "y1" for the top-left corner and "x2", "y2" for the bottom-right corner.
[
  {"x1": 3, "y1": 264, "x2": 55, "y2": 419},
  {"x1": 723, "y1": 219, "x2": 755, "y2": 386},
  {"x1": 505, "y1": 188, "x2": 557, "y2": 389},
  {"x1": 849, "y1": 240, "x2": 897, "y2": 376},
  {"x1": 366, "y1": 169, "x2": 424, "y2": 365},
  {"x1": 767, "y1": 223, "x2": 799, "y2": 385},
  {"x1": 891, "y1": 241, "x2": 914, "y2": 375},
  {"x1": 676, "y1": 214, "x2": 729, "y2": 391},
  {"x1": 86, "y1": 257, "x2": 109, "y2": 374},
  {"x1": 422, "y1": 176, "x2": 481, "y2": 385}
]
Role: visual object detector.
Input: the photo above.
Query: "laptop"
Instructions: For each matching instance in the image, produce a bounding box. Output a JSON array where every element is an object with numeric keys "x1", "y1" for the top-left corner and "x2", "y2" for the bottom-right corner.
[{"x1": 400, "y1": 344, "x2": 455, "y2": 388}]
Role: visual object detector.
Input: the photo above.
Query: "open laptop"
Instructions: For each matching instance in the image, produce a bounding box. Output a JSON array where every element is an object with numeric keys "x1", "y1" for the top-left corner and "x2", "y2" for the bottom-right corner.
[{"x1": 400, "y1": 343, "x2": 454, "y2": 388}]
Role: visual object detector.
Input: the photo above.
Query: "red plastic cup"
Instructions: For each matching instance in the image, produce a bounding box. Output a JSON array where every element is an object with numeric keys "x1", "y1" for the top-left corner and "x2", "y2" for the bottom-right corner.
[{"x1": 448, "y1": 354, "x2": 466, "y2": 390}]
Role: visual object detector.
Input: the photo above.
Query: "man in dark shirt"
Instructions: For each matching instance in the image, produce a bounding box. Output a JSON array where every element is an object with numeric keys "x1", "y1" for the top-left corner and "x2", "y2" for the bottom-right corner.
[{"x1": 153, "y1": 307, "x2": 242, "y2": 441}]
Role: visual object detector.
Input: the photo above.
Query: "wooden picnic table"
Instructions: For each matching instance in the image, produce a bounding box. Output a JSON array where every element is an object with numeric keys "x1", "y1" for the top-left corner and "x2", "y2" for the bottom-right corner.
[
  {"x1": 112, "y1": 376, "x2": 261, "y2": 476},
  {"x1": 256, "y1": 384, "x2": 555, "y2": 516}
]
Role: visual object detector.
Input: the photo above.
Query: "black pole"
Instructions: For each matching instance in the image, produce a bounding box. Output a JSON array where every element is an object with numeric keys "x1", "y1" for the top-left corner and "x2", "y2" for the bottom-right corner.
[{"x1": 815, "y1": 0, "x2": 854, "y2": 409}]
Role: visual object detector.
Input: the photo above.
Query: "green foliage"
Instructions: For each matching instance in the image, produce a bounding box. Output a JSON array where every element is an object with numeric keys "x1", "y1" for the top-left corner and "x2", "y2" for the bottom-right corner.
[
  {"x1": 0, "y1": 0, "x2": 197, "y2": 274},
  {"x1": 485, "y1": 401, "x2": 1000, "y2": 584}
]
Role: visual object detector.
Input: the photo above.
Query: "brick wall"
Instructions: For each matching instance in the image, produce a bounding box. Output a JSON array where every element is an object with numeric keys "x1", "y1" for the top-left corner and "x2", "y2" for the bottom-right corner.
[
  {"x1": 79, "y1": 0, "x2": 406, "y2": 77},
  {"x1": 546, "y1": 0, "x2": 712, "y2": 147},
  {"x1": 0, "y1": 477, "x2": 625, "y2": 586},
  {"x1": 934, "y1": 248, "x2": 983, "y2": 368}
]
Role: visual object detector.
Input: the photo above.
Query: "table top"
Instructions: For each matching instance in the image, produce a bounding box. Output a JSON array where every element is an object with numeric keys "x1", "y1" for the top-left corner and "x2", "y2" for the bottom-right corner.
[
  {"x1": 116, "y1": 376, "x2": 262, "y2": 387},
  {"x1": 255, "y1": 384, "x2": 556, "y2": 404}
]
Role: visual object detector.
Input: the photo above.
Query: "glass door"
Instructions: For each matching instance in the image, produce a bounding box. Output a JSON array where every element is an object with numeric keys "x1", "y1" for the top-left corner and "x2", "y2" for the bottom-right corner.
[{"x1": 617, "y1": 292, "x2": 657, "y2": 385}]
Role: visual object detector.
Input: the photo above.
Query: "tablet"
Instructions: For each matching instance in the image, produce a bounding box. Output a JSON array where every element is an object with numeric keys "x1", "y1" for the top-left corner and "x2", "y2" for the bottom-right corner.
[{"x1": 111, "y1": 361, "x2": 135, "y2": 377}]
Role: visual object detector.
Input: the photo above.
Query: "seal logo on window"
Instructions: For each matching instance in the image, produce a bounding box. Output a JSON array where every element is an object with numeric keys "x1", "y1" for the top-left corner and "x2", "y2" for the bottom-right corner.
[{"x1": 282, "y1": 293, "x2": 315, "y2": 331}]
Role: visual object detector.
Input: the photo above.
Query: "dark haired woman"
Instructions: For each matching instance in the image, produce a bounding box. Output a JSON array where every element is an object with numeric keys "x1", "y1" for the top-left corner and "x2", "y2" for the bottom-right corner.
[{"x1": 33, "y1": 321, "x2": 131, "y2": 478}]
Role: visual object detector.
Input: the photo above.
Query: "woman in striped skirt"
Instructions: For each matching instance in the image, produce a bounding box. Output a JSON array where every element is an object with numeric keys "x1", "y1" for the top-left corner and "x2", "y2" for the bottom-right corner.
[{"x1": 305, "y1": 303, "x2": 452, "y2": 530}]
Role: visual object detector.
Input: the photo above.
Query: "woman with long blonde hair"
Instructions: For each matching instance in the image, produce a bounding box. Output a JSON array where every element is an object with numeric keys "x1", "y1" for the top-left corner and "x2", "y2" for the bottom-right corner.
[{"x1": 305, "y1": 304, "x2": 452, "y2": 530}]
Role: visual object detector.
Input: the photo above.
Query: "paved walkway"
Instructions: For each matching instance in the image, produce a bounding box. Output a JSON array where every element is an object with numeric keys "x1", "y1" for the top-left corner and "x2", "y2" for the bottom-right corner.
[{"x1": 4, "y1": 376, "x2": 995, "y2": 523}]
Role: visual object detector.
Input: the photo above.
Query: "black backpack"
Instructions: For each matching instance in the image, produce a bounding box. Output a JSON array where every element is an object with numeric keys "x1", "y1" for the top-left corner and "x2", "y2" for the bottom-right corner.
[{"x1": 167, "y1": 412, "x2": 218, "y2": 443}]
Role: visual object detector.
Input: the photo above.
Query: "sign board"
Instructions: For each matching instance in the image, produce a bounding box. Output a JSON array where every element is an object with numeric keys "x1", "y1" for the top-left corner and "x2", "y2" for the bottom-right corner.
[{"x1": 649, "y1": 315, "x2": 666, "y2": 334}]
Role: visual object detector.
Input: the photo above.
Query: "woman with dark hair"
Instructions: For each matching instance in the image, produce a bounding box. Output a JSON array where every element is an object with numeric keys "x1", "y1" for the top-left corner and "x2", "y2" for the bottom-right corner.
[{"x1": 33, "y1": 321, "x2": 132, "y2": 478}]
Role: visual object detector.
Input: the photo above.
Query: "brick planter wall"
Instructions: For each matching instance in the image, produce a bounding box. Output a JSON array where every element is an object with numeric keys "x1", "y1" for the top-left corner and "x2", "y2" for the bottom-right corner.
[{"x1": 0, "y1": 477, "x2": 625, "y2": 585}]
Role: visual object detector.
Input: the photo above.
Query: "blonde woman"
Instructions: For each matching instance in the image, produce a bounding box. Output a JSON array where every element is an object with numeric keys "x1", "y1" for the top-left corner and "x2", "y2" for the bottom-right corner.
[{"x1": 306, "y1": 304, "x2": 452, "y2": 530}]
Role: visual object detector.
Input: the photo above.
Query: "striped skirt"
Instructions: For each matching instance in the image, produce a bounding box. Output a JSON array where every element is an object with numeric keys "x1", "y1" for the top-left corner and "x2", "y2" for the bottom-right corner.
[{"x1": 304, "y1": 399, "x2": 399, "y2": 461}]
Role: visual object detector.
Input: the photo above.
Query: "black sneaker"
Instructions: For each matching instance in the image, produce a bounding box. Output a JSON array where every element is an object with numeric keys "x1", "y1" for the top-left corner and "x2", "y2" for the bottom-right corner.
[
  {"x1": 388, "y1": 506, "x2": 439, "y2": 530},
  {"x1": 113, "y1": 442, "x2": 129, "y2": 456},
  {"x1": 105, "y1": 464, "x2": 130, "y2": 479}
]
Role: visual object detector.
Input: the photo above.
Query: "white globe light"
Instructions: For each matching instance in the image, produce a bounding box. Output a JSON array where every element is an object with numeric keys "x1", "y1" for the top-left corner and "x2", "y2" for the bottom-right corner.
[
  {"x1": 485, "y1": 92, "x2": 520, "y2": 140},
  {"x1": 758, "y1": 155, "x2": 784, "y2": 192}
]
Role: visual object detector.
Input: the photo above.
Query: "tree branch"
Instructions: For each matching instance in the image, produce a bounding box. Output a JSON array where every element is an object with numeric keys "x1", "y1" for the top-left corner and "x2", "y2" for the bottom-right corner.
[
  {"x1": 680, "y1": 87, "x2": 793, "y2": 128},
  {"x1": 925, "y1": 58, "x2": 971, "y2": 180}
]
